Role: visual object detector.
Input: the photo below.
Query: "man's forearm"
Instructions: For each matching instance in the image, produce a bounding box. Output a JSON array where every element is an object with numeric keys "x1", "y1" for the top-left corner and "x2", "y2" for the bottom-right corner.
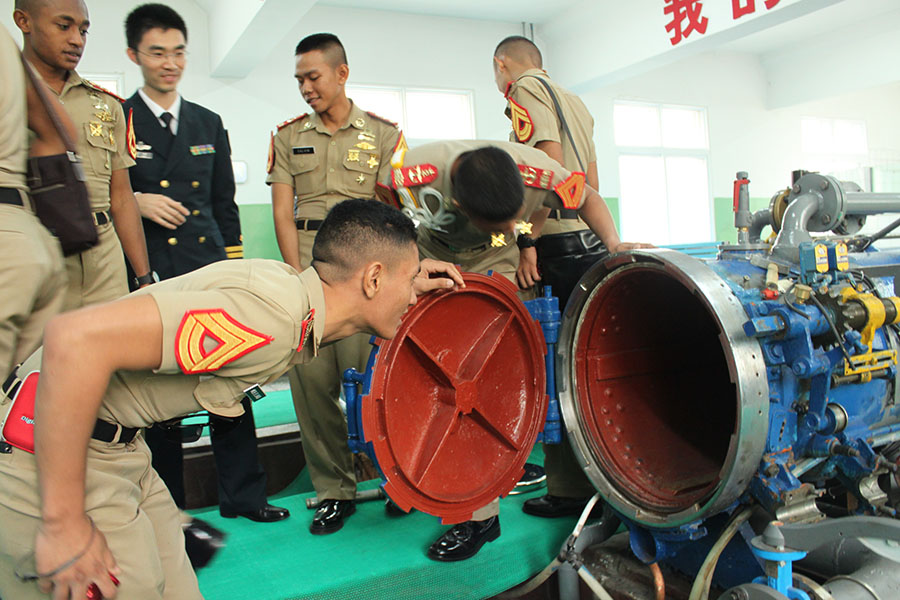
[
  {"x1": 578, "y1": 189, "x2": 621, "y2": 251},
  {"x1": 271, "y1": 184, "x2": 302, "y2": 271},
  {"x1": 109, "y1": 180, "x2": 150, "y2": 275}
]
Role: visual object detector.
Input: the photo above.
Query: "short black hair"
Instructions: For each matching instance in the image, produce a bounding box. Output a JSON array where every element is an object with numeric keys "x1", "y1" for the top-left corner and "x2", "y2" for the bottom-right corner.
[
  {"x1": 453, "y1": 147, "x2": 524, "y2": 223},
  {"x1": 494, "y1": 36, "x2": 542, "y2": 68},
  {"x1": 295, "y1": 33, "x2": 348, "y2": 67},
  {"x1": 313, "y1": 199, "x2": 416, "y2": 280},
  {"x1": 125, "y1": 4, "x2": 187, "y2": 50}
]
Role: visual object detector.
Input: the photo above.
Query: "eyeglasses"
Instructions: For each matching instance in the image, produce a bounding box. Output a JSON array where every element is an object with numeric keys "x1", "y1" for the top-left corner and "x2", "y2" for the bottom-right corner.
[{"x1": 137, "y1": 49, "x2": 188, "y2": 63}]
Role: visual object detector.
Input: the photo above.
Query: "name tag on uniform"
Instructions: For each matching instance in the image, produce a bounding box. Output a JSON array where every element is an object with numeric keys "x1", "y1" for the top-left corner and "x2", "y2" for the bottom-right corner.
[
  {"x1": 136, "y1": 151, "x2": 154, "y2": 160},
  {"x1": 292, "y1": 146, "x2": 315, "y2": 155},
  {"x1": 243, "y1": 384, "x2": 266, "y2": 402}
]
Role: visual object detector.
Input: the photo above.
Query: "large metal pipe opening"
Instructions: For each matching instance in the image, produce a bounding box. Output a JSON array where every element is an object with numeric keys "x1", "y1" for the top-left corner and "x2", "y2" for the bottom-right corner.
[{"x1": 558, "y1": 251, "x2": 769, "y2": 528}]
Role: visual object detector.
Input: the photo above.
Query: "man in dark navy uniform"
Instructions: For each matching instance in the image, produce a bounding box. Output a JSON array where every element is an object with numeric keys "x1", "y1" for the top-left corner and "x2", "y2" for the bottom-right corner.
[{"x1": 123, "y1": 3, "x2": 288, "y2": 524}]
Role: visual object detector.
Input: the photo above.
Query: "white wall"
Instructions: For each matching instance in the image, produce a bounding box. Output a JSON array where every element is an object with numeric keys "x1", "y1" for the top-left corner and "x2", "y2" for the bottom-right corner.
[
  {"x1": 2, "y1": 2, "x2": 520, "y2": 205},
  {"x1": 579, "y1": 50, "x2": 900, "y2": 200}
]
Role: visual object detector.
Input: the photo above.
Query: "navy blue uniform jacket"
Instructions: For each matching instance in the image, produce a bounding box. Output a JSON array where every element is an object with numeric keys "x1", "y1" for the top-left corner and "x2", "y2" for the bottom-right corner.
[{"x1": 123, "y1": 93, "x2": 242, "y2": 279}]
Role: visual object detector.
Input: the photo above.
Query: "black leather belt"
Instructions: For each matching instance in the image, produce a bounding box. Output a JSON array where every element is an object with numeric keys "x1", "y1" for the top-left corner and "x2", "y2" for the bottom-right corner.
[
  {"x1": 535, "y1": 229, "x2": 607, "y2": 259},
  {"x1": 94, "y1": 210, "x2": 110, "y2": 226},
  {"x1": 92, "y1": 420, "x2": 139, "y2": 444},
  {"x1": 295, "y1": 219, "x2": 323, "y2": 231},
  {"x1": 547, "y1": 208, "x2": 578, "y2": 220},
  {"x1": 0, "y1": 187, "x2": 24, "y2": 206}
]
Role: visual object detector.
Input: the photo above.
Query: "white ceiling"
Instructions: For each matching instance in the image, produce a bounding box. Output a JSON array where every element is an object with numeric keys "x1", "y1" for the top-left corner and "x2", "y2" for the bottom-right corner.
[{"x1": 315, "y1": 0, "x2": 580, "y2": 24}]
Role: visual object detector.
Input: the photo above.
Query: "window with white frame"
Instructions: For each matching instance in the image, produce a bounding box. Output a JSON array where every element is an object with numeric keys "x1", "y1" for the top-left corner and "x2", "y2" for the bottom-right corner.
[
  {"x1": 614, "y1": 101, "x2": 712, "y2": 245},
  {"x1": 346, "y1": 85, "x2": 475, "y2": 146},
  {"x1": 800, "y1": 117, "x2": 869, "y2": 183},
  {"x1": 80, "y1": 73, "x2": 125, "y2": 98}
]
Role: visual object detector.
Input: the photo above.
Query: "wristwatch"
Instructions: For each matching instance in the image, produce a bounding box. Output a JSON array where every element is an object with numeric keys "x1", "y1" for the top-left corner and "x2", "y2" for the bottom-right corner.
[
  {"x1": 516, "y1": 235, "x2": 537, "y2": 250},
  {"x1": 134, "y1": 271, "x2": 159, "y2": 287}
]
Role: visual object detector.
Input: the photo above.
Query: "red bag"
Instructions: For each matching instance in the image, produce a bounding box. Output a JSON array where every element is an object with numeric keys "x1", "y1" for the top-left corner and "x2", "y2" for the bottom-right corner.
[{"x1": 1, "y1": 371, "x2": 39, "y2": 454}]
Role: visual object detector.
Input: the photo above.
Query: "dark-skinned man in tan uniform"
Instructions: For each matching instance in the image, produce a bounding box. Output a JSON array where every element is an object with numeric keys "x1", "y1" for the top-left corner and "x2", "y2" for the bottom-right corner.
[
  {"x1": 267, "y1": 33, "x2": 403, "y2": 534},
  {"x1": 494, "y1": 36, "x2": 602, "y2": 519},
  {"x1": 383, "y1": 140, "x2": 650, "y2": 561},
  {"x1": 0, "y1": 199, "x2": 463, "y2": 600},
  {"x1": 14, "y1": 0, "x2": 152, "y2": 311},
  {"x1": 0, "y1": 26, "x2": 70, "y2": 380}
]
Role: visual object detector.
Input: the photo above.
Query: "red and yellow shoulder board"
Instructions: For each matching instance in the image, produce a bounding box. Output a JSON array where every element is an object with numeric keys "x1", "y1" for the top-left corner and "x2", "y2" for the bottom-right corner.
[
  {"x1": 125, "y1": 108, "x2": 137, "y2": 160},
  {"x1": 83, "y1": 80, "x2": 125, "y2": 103},
  {"x1": 392, "y1": 132, "x2": 408, "y2": 154},
  {"x1": 296, "y1": 309, "x2": 315, "y2": 352},
  {"x1": 554, "y1": 172, "x2": 586, "y2": 210},
  {"x1": 508, "y1": 98, "x2": 533, "y2": 142},
  {"x1": 504, "y1": 80, "x2": 514, "y2": 99},
  {"x1": 518, "y1": 164, "x2": 554, "y2": 190},
  {"x1": 276, "y1": 113, "x2": 308, "y2": 131},
  {"x1": 376, "y1": 182, "x2": 402, "y2": 209},
  {"x1": 175, "y1": 309, "x2": 273, "y2": 374},
  {"x1": 367, "y1": 111, "x2": 399, "y2": 128},
  {"x1": 391, "y1": 164, "x2": 438, "y2": 189},
  {"x1": 266, "y1": 131, "x2": 275, "y2": 174}
]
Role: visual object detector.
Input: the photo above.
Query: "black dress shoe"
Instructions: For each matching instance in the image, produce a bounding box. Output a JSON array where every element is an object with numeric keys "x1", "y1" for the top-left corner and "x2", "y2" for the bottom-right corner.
[
  {"x1": 426, "y1": 517, "x2": 500, "y2": 562},
  {"x1": 384, "y1": 499, "x2": 411, "y2": 517},
  {"x1": 220, "y1": 503, "x2": 291, "y2": 523},
  {"x1": 522, "y1": 494, "x2": 591, "y2": 518},
  {"x1": 309, "y1": 499, "x2": 356, "y2": 535},
  {"x1": 183, "y1": 518, "x2": 226, "y2": 569}
]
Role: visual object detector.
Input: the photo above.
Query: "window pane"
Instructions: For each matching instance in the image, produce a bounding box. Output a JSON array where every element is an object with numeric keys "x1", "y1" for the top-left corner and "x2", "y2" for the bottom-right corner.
[
  {"x1": 405, "y1": 90, "x2": 474, "y2": 140},
  {"x1": 661, "y1": 107, "x2": 707, "y2": 149},
  {"x1": 801, "y1": 117, "x2": 833, "y2": 154},
  {"x1": 346, "y1": 86, "x2": 404, "y2": 128},
  {"x1": 665, "y1": 156, "x2": 711, "y2": 243},
  {"x1": 618, "y1": 155, "x2": 668, "y2": 243},
  {"x1": 81, "y1": 75, "x2": 121, "y2": 97},
  {"x1": 833, "y1": 119, "x2": 868, "y2": 155},
  {"x1": 614, "y1": 103, "x2": 661, "y2": 147}
]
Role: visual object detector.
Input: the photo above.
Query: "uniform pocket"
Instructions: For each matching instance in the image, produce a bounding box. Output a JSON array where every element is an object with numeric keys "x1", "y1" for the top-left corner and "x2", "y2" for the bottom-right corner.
[
  {"x1": 290, "y1": 154, "x2": 319, "y2": 196},
  {"x1": 342, "y1": 151, "x2": 378, "y2": 196},
  {"x1": 83, "y1": 122, "x2": 115, "y2": 177}
]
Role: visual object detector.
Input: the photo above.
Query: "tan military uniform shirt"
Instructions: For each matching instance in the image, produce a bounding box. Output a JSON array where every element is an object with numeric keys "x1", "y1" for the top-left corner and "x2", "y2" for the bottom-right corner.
[
  {"x1": 266, "y1": 101, "x2": 401, "y2": 221},
  {"x1": 506, "y1": 68, "x2": 596, "y2": 234},
  {"x1": 52, "y1": 70, "x2": 135, "y2": 212},
  {"x1": 0, "y1": 32, "x2": 28, "y2": 195},
  {"x1": 387, "y1": 140, "x2": 585, "y2": 250},
  {"x1": 74, "y1": 259, "x2": 326, "y2": 429}
]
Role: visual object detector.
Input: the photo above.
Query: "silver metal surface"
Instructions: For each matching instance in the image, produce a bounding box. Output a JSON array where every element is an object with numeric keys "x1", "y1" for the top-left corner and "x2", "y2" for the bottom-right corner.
[{"x1": 557, "y1": 249, "x2": 769, "y2": 528}]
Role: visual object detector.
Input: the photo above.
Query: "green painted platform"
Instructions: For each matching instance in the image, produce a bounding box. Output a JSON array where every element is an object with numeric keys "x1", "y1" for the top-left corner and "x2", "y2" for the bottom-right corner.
[{"x1": 192, "y1": 448, "x2": 577, "y2": 600}]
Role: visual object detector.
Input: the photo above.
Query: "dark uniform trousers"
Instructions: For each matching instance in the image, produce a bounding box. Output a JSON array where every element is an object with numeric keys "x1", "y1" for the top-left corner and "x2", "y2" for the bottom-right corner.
[{"x1": 123, "y1": 92, "x2": 266, "y2": 512}]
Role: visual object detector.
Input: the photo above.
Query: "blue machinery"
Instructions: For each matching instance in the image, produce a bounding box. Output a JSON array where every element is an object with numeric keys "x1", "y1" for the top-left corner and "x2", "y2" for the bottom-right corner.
[{"x1": 346, "y1": 171, "x2": 900, "y2": 599}]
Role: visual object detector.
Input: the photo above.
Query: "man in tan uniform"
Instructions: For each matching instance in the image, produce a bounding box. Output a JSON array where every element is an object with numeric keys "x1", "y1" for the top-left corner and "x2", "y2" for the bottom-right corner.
[
  {"x1": 267, "y1": 33, "x2": 403, "y2": 534},
  {"x1": 0, "y1": 199, "x2": 462, "y2": 600},
  {"x1": 0, "y1": 27, "x2": 67, "y2": 379},
  {"x1": 383, "y1": 139, "x2": 649, "y2": 561},
  {"x1": 494, "y1": 36, "x2": 602, "y2": 517},
  {"x1": 14, "y1": 0, "x2": 151, "y2": 311}
]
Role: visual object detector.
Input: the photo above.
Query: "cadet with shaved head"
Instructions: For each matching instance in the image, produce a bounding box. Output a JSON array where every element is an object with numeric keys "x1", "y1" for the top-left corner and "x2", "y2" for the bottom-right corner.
[
  {"x1": 13, "y1": 0, "x2": 151, "y2": 311},
  {"x1": 266, "y1": 33, "x2": 405, "y2": 534},
  {"x1": 0, "y1": 199, "x2": 462, "y2": 599}
]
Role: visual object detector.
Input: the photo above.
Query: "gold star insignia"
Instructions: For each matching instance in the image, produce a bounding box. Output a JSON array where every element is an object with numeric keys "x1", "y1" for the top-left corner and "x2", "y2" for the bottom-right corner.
[
  {"x1": 515, "y1": 221, "x2": 533, "y2": 236},
  {"x1": 304, "y1": 121, "x2": 313, "y2": 129},
  {"x1": 367, "y1": 155, "x2": 379, "y2": 169},
  {"x1": 357, "y1": 174, "x2": 366, "y2": 184},
  {"x1": 491, "y1": 232, "x2": 507, "y2": 247}
]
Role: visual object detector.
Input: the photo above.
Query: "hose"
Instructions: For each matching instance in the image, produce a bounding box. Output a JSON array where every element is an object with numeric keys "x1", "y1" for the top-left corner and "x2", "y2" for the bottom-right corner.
[
  {"x1": 497, "y1": 493, "x2": 604, "y2": 599},
  {"x1": 688, "y1": 507, "x2": 754, "y2": 600},
  {"x1": 650, "y1": 562, "x2": 666, "y2": 600},
  {"x1": 577, "y1": 566, "x2": 616, "y2": 600}
]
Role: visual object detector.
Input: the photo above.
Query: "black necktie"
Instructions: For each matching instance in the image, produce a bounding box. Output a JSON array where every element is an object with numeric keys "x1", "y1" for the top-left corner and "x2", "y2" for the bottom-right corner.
[{"x1": 160, "y1": 112, "x2": 174, "y2": 136}]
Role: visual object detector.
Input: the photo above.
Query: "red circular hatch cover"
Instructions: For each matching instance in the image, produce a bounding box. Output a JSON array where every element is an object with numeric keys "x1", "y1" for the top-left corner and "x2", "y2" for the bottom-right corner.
[{"x1": 362, "y1": 272, "x2": 548, "y2": 524}]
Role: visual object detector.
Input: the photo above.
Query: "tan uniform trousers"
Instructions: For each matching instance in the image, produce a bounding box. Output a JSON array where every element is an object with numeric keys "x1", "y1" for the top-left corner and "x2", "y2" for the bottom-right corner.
[
  {"x1": 0, "y1": 203, "x2": 65, "y2": 377},
  {"x1": 0, "y1": 438, "x2": 201, "y2": 600},
  {"x1": 289, "y1": 229, "x2": 369, "y2": 500},
  {"x1": 62, "y1": 220, "x2": 129, "y2": 312}
]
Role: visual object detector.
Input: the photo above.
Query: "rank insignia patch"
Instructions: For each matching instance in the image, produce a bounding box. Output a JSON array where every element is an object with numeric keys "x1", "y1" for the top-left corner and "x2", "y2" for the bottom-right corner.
[
  {"x1": 266, "y1": 132, "x2": 275, "y2": 174},
  {"x1": 392, "y1": 164, "x2": 438, "y2": 188},
  {"x1": 375, "y1": 182, "x2": 401, "y2": 209},
  {"x1": 518, "y1": 164, "x2": 554, "y2": 190},
  {"x1": 297, "y1": 309, "x2": 315, "y2": 352},
  {"x1": 509, "y1": 98, "x2": 533, "y2": 142},
  {"x1": 175, "y1": 309, "x2": 274, "y2": 374},
  {"x1": 554, "y1": 172, "x2": 586, "y2": 210}
]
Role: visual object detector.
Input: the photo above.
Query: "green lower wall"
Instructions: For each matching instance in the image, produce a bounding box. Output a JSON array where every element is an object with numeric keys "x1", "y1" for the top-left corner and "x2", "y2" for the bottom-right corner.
[{"x1": 238, "y1": 197, "x2": 623, "y2": 261}]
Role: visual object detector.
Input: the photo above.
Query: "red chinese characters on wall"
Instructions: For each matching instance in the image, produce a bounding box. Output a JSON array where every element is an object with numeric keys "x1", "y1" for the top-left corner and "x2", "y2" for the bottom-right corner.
[
  {"x1": 732, "y1": 0, "x2": 781, "y2": 20},
  {"x1": 665, "y1": 0, "x2": 783, "y2": 46},
  {"x1": 664, "y1": 0, "x2": 709, "y2": 46}
]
